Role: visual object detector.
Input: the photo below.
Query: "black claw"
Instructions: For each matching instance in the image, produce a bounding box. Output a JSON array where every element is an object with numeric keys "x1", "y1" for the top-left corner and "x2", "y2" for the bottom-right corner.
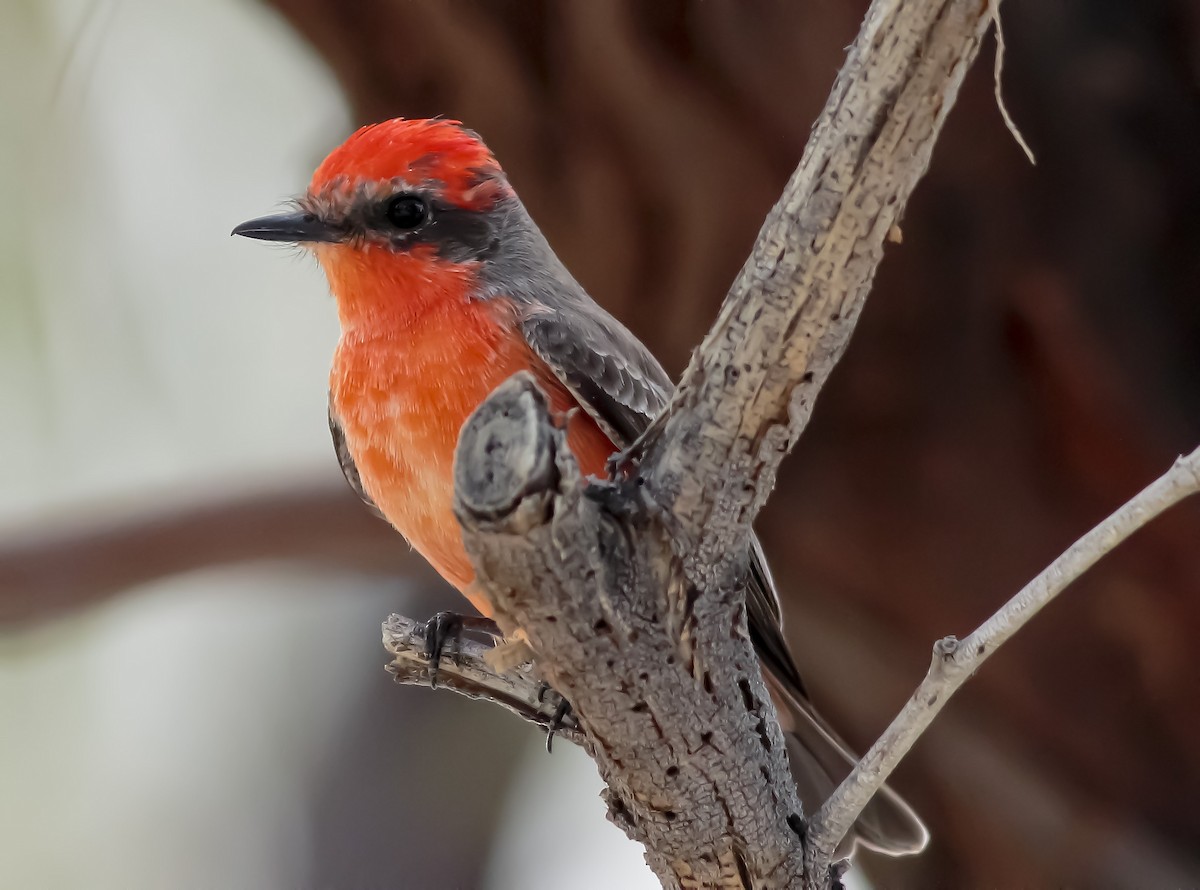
[
  {"x1": 423, "y1": 611, "x2": 460, "y2": 689},
  {"x1": 421, "y1": 612, "x2": 501, "y2": 688},
  {"x1": 535, "y1": 681, "x2": 574, "y2": 752},
  {"x1": 545, "y1": 696, "x2": 573, "y2": 753}
]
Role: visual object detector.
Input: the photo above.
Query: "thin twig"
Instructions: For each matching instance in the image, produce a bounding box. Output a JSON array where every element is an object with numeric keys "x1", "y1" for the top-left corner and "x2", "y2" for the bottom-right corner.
[
  {"x1": 805, "y1": 444, "x2": 1200, "y2": 870},
  {"x1": 990, "y1": 0, "x2": 1036, "y2": 164}
]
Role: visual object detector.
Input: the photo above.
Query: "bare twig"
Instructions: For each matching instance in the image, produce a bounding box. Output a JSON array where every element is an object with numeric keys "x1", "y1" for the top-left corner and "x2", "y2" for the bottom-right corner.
[
  {"x1": 989, "y1": 0, "x2": 1036, "y2": 164},
  {"x1": 383, "y1": 614, "x2": 583, "y2": 745},
  {"x1": 804, "y1": 444, "x2": 1200, "y2": 874}
]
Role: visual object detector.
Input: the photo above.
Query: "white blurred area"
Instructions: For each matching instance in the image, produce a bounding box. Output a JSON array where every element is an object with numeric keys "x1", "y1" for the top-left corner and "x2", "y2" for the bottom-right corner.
[{"x1": 0, "y1": 1, "x2": 654, "y2": 887}]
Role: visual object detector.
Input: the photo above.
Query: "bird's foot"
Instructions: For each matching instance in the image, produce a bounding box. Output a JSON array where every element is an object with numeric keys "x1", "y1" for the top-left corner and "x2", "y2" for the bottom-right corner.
[
  {"x1": 537, "y1": 682, "x2": 574, "y2": 753},
  {"x1": 421, "y1": 611, "x2": 501, "y2": 688},
  {"x1": 606, "y1": 445, "x2": 640, "y2": 480}
]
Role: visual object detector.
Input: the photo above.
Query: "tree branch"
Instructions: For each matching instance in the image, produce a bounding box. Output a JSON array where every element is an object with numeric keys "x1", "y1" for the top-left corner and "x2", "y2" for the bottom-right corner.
[
  {"x1": 455, "y1": 374, "x2": 809, "y2": 888},
  {"x1": 367, "y1": 0, "x2": 1200, "y2": 885},
  {"x1": 803, "y1": 444, "x2": 1200, "y2": 874},
  {"x1": 435, "y1": 2, "x2": 996, "y2": 888}
]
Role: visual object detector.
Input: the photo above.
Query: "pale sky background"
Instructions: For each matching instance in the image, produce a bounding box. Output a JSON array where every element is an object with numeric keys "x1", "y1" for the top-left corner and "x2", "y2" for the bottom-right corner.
[{"x1": 0, "y1": 1, "x2": 658, "y2": 887}]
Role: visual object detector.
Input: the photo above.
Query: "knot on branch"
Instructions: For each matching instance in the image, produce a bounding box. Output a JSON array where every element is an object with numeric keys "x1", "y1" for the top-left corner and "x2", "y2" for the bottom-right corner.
[
  {"x1": 933, "y1": 636, "x2": 961, "y2": 661},
  {"x1": 453, "y1": 371, "x2": 563, "y2": 531}
]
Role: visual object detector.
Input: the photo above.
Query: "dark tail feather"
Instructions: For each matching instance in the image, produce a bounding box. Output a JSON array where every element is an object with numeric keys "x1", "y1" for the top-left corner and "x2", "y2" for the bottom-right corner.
[{"x1": 767, "y1": 673, "x2": 930, "y2": 857}]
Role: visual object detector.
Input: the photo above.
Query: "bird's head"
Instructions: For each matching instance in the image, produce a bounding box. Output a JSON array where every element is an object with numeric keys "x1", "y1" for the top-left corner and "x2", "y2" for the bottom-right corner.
[{"x1": 234, "y1": 118, "x2": 522, "y2": 325}]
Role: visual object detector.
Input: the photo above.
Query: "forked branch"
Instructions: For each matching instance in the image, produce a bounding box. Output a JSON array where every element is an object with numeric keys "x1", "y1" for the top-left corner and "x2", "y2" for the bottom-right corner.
[{"x1": 388, "y1": 0, "x2": 1021, "y2": 888}]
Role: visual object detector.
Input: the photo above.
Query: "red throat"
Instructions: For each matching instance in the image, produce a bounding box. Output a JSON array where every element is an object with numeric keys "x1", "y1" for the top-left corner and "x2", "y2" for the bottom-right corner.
[{"x1": 314, "y1": 242, "x2": 481, "y2": 330}]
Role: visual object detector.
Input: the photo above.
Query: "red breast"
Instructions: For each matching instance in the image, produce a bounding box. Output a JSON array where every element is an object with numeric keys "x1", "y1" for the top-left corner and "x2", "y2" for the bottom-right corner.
[{"x1": 325, "y1": 244, "x2": 613, "y2": 609}]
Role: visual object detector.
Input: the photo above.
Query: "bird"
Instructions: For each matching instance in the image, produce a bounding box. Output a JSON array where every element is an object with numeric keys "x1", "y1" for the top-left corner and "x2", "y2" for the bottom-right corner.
[{"x1": 233, "y1": 117, "x2": 929, "y2": 857}]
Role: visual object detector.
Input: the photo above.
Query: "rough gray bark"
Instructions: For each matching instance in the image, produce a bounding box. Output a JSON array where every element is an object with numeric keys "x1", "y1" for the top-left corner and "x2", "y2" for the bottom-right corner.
[
  {"x1": 456, "y1": 376, "x2": 806, "y2": 887},
  {"x1": 433, "y1": 3, "x2": 999, "y2": 887}
]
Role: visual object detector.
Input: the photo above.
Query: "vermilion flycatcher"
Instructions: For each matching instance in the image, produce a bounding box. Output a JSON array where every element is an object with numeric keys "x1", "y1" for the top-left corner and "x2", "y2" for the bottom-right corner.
[{"x1": 235, "y1": 118, "x2": 927, "y2": 856}]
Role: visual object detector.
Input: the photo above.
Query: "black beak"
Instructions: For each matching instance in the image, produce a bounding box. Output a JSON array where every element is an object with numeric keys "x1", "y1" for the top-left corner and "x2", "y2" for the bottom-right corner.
[{"x1": 231, "y1": 211, "x2": 340, "y2": 243}]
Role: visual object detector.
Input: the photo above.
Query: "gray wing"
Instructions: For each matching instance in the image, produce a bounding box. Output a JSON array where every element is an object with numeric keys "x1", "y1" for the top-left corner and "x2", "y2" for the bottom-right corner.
[
  {"x1": 329, "y1": 401, "x2": 385, "y2": 521},
  {"x1": 520, "y1": 306, "x2": 669, "y2": 447},
  {"x1": 518, "y1": 304, "x2": 803, "y2": 694}
]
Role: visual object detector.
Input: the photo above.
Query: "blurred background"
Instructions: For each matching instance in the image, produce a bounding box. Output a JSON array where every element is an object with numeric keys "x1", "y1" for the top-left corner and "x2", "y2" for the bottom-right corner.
[{"x1": 2, "y1": 1, "x2": 1198, "y2": 887}]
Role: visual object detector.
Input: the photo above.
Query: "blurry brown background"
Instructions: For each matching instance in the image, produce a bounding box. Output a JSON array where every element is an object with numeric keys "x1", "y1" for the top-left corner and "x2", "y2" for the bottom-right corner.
[{"x1": 3, "y1": 1, "x2": 1199, "y2": 888}]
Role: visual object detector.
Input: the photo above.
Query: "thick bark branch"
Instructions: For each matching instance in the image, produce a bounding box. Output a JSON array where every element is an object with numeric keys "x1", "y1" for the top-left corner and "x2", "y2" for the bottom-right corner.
[
  {"x1": 442, "y1": 1, "x2": 996, "y2": 888},
  {"x1": 455, "y1": 375, "x2": 807, "y2": 888},
  {"x1": 804, "y1": 444, "x2": 1200, "y2": 874}
]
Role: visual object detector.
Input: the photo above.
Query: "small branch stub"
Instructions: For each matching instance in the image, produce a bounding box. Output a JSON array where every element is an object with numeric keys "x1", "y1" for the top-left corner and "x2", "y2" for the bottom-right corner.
[{"x1": 453, "y1": 384, "x2": 560, "y2": 527}]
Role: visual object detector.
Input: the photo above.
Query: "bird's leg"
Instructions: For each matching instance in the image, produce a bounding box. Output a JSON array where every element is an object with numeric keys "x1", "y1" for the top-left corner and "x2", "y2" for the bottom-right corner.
[
  {"x1": 536, "y1": 682, "x2": 575, "y2": 753},
  {"x1": 421, "y1": 611, "x2": 501, "y2": 688},
  {"x1": 605, "y1": 446, "x2": 639, "y2": 480}
]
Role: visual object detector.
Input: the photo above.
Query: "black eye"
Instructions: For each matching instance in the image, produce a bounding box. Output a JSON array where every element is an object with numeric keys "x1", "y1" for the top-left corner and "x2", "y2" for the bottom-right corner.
[{"x1": 385, "y1": 195, "x2": 428, "y2": 230}]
